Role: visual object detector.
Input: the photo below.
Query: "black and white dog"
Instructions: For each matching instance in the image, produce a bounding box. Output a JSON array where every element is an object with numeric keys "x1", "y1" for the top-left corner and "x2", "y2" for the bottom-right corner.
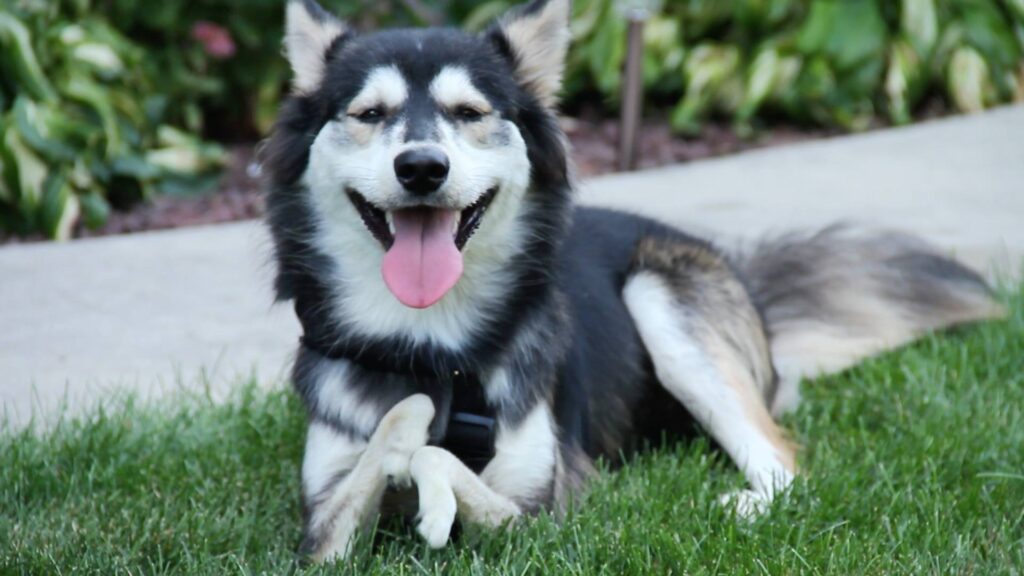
[{"x1": 263, "y1": 0, "x2": 1003, "y2": 562}]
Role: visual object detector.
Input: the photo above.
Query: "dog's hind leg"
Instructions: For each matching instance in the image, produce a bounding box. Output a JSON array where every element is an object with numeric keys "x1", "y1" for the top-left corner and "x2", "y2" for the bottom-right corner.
[
  {"x1": 624, "y1": 238, "x2": 797, "y2": 516},
  {"x1": 300, "y1": 394, "x2": 435, "y2": 562}
]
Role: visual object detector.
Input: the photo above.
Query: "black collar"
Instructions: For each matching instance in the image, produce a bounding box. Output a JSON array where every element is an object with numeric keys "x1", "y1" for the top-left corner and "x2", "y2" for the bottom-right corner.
[
  {"x1": 300, "y1": 336, "x2": 497, "y2": 473},
  {"x1": 440, "y1": 370, "x2": 497, "y2": 474}
]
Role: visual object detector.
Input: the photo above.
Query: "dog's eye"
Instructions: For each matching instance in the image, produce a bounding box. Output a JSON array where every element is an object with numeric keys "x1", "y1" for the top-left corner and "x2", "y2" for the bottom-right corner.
[
  {"x1": 351, "y1": 108, "x2": 385, "y2": 123},
  {"x1": 454, "y1": 106, "x2": 485, "y2": 122}
]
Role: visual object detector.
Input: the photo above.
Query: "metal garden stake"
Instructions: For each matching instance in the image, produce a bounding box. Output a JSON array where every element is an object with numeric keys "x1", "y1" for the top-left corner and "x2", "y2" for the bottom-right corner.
[{"x1": 618, "y1": 1, "x2": 653, "y2": 171}]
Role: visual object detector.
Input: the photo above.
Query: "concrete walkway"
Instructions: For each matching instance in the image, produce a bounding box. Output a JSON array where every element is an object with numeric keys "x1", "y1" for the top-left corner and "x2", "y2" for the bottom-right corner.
[
  {"x1": 0, "y1": 223, "x2": 298, "y2": 428},
  {"x1": 583, "y1": 105, "x2": 1024, "y2": 277},
  {"x1": 2, "y1": 105, "x2": 1022, "y2": 429}
]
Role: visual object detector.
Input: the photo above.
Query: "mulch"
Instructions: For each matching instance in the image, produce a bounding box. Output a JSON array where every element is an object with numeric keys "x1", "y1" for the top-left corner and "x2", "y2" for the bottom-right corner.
[{"x1": 3, "y1": 116, "x2": 829, "y2": 244}]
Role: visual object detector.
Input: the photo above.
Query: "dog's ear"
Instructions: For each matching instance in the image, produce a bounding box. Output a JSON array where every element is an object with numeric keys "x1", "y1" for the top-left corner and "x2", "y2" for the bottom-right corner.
[
  {"x1": 487, "y1": 0, "x2": 572, "y2": 108},
  {"x1": 284, "y1": 0, "x2": 350, "y2": 94}
]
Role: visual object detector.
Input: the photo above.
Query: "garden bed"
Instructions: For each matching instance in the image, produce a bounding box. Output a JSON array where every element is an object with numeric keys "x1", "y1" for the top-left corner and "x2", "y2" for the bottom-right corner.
[
  {"x1": 5, "y1": 1, "x2": 1021, "y2": 242},
  {"x1": 1, "y1": 117, "x2": 828, "y2": 244}
]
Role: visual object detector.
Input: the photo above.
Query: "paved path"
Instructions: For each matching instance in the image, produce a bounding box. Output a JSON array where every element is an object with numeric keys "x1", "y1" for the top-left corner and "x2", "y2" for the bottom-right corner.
[
  {"x1": 2, "y1": 105, "x2": 1022, "y2": 429},
  {"x1": 0, "y1": 223, "x2": 298, "y2": 428},
  {"x1": 583, "y1": 105, "x2": 1024, "y2": 277}
]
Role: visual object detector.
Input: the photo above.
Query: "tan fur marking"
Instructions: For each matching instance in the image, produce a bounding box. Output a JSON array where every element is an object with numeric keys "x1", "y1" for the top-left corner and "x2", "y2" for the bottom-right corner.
[
  {"x1": 708, "y1": 337, "x2": 798, "y2": 472},
  {"x1": 634, "y1": 237, "x2": 776, "y2": 398},
  {"x1": 464, "y1": 116, "x2": 502, "y2": 146},
  {"x1": 498, "y1": 0, "x2": 572, "y2": 107},
  {"x1": 552, "y1": 443, "x2": 596, "y2": 517},
  {"x1": 632, "y1": 236, "x2": 798, "y2": 470},
  {"x1": 284, "y1": 1, "x2": 347, "y2": 94},
  {"x1": 343, "y1": 118, "x2": 376, "y2": 147}
]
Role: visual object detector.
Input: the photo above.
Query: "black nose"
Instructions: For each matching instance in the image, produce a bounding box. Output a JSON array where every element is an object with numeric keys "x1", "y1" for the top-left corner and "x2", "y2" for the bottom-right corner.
[{"x1": 394, "y1": 148, "x2": 449, "y2": 195}]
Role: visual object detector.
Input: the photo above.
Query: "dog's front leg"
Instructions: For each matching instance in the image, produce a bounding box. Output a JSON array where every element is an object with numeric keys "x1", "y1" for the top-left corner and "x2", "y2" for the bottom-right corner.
[
  {"x1": 301, "y1": 394, "x2": 435, "y2": 562},
  {"x1": 409, "y1": 446, "x2": 522, "y2": 548}
]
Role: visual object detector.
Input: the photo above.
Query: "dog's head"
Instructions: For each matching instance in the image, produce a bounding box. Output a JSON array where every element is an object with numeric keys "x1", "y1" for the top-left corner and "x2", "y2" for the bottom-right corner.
[{"x1": 268, "y1": 0, "x2": 572, "y2": 316}]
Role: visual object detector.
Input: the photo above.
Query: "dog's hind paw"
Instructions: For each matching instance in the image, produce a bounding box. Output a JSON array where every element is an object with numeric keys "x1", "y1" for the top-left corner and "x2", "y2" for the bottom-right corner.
[{"x1": 718, "y1": 489, "x2": 771, "y2": 519}]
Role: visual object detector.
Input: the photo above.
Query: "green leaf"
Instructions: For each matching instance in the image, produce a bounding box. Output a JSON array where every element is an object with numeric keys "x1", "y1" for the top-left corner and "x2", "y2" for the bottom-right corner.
[
  {"x1": 2, "y1": 122, "x2": 47, "y2": 210},
  {"x1": 0, "y1": 11, "x2": 58, "y2": 103},
  {"x1": 109, "y1": 154, "x2": 161, "y2": 180},
  {"x1": 69, "y1": 157, "x2": 93, "y2": 190},
  {"x1": 948, "y1": 45, "x2": 996, "y2": 112},
  {"x1": 12, "y1": 96, "x2": 79, "y2": 162},
  {"x1": 673, "y1": 44, "x2": 742, "y2": 133},
  {"x1": 143, "y1": 95, "x2": 169, "y2": 126},
  {"x1": 798, "y1": 0, "x2": 888, "y2": 71},
  {"x1": 588, "y1": 2, "x2": 627, "y2": 96},
  {"x1": 1005, "y1": 0, "x2": 1024, "y2": 23},
  {"x1": 902, "y1": 0, "x2": 939, "y2": 57},
  {"x1": 0, "y1": 115, "x2": 11, "y2": 204},
  {"x1": 958, "y1": 0, "x2": 1021, "y2": 95},
  {"x1": 739, "y1": 46, "x2": 783, "y2": 122},
  {"x1": 886, "y1": 38, "x2": 926, "y2": 124},
  {"x1": 70, "y1": 42, "x2": 126, "y2": 77},
  {"x1": 144, "y1": 144, "x2": 224, "y2": 176},
  {"x1": 62, "y1": 76, "x2": 122, "y2": 158},
  {"x1": 39, "y1": 171, "x2": 80, "y2": 241},
  {"x1": 79, "y1": 187, "x2": 110, "y2": 230},
  {"x1": 960, "y1": 1, "x2": 1020, "y2": 67},
  {"x1": 571, "y1": 0, "x2": 608, "y2": 40}
]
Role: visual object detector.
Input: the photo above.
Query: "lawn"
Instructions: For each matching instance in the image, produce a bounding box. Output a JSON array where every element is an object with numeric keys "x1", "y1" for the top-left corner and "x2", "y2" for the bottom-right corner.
[{"x1": 2, "y1": 286, "x2": 1022, "y2": 575}]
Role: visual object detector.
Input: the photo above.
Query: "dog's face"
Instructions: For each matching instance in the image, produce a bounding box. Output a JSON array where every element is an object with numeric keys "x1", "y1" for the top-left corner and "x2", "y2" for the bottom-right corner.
[{"x1": 280, "y1": 0, "x2": 571, "y2": 316}]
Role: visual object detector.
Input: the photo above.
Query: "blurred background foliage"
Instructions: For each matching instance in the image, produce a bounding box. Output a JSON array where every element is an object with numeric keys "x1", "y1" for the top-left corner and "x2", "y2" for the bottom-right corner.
[
  {"x1": 1, "y1": 0, "x2": 1023, "y2": 239},
  {"x1": 560, "y1": 0, "x2": 1024, "y2": 133}
]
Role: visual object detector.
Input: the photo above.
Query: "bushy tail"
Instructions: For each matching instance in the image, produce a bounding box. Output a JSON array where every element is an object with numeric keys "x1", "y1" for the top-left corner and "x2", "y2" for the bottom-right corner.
[{"x1": 736, "y1": 225, "x2": 1006, "y2": 416}]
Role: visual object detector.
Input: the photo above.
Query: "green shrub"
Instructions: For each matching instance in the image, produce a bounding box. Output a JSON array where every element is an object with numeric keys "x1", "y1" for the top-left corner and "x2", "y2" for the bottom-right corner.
[
  {"x1": 3, "y1": 0, "x2": 1022, "y2": 240},
  {"x1": 97, "y1": 0, "x2": 1024, "y2": 138},
  {"x1": 564, "y1": 0, "x2": 1024, "y2": 133},
  {"x1": 0, "y1": 3, "x2": 225, "y2": 240},
  {"x1": 74, "y1": 0, "x2": 1024, "y2": 138}
]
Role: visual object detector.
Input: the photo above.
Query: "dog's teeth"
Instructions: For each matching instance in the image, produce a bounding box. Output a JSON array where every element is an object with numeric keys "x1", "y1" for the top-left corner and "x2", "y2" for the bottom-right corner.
[
  {"x1": 386, "y1": 212, "x2": 395, "y2": 235},
  {"x1": 453, "y1": 213, "x2": 461, "y2": 237}
]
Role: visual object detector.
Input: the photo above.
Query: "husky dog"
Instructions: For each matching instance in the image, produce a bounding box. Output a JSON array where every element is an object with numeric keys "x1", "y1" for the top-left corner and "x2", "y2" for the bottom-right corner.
[{"x1": 263, "y1": 0, "x2": 1004, "y2": 562}]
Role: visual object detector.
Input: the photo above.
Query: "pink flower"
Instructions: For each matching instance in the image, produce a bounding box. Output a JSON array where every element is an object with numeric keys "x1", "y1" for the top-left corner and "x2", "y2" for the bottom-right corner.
[{"x1": 191, "y1": 21, "x2": 236, "y2": 60}]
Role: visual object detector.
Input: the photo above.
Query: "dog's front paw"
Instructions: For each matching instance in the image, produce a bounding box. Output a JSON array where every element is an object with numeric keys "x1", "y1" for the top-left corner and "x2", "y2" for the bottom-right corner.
[
  {"x1": 415, "y1": 483, "x2": 456, "y2": 545},
  {"x1": 410, "y1": 446, "x2": 457, "y2": 549},
  {"x1": 376, "y1": 394, "x2": 435, "y2": 488},
  {"x1": 416, "y1": 491, "x2": 457, "y2": 549},
  {"x1": 381, "y1": 453, "x2": 415, "y2": 489},
  {"x1": 718, "y1": 489, "x2": 771, "y2": 519}
]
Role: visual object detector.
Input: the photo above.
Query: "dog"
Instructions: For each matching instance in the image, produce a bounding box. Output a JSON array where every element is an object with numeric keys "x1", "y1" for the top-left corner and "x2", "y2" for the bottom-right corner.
[{"x1": 262, "y1": 0, "x2": 1005, "y2": 562}]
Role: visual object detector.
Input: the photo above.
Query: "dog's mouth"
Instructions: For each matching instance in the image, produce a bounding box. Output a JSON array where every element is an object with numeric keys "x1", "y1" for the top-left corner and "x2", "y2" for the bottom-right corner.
[
  {"x1": 347, "y1": 188, "x2": 498, "y2": 252},
  {"x1": 346, "y1": 188, "x2": 498, "y2": 309}
]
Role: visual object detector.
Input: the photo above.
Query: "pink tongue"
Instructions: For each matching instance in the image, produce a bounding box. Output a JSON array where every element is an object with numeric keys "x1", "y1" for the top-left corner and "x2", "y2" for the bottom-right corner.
[{"x1": 382, "y1": 209, "x2": 463, "y2": 309}]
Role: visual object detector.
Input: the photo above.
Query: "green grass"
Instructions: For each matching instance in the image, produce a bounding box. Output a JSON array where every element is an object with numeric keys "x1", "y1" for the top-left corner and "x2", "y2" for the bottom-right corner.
[{"x1": 3, "y1": 287, "x2": 1023, "y2": 575}]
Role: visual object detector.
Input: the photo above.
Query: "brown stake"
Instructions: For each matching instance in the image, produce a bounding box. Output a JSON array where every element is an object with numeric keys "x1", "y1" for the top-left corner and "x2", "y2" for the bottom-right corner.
[{"x1": 619, "y1": 16, "x2": 646, "y2": 172}]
